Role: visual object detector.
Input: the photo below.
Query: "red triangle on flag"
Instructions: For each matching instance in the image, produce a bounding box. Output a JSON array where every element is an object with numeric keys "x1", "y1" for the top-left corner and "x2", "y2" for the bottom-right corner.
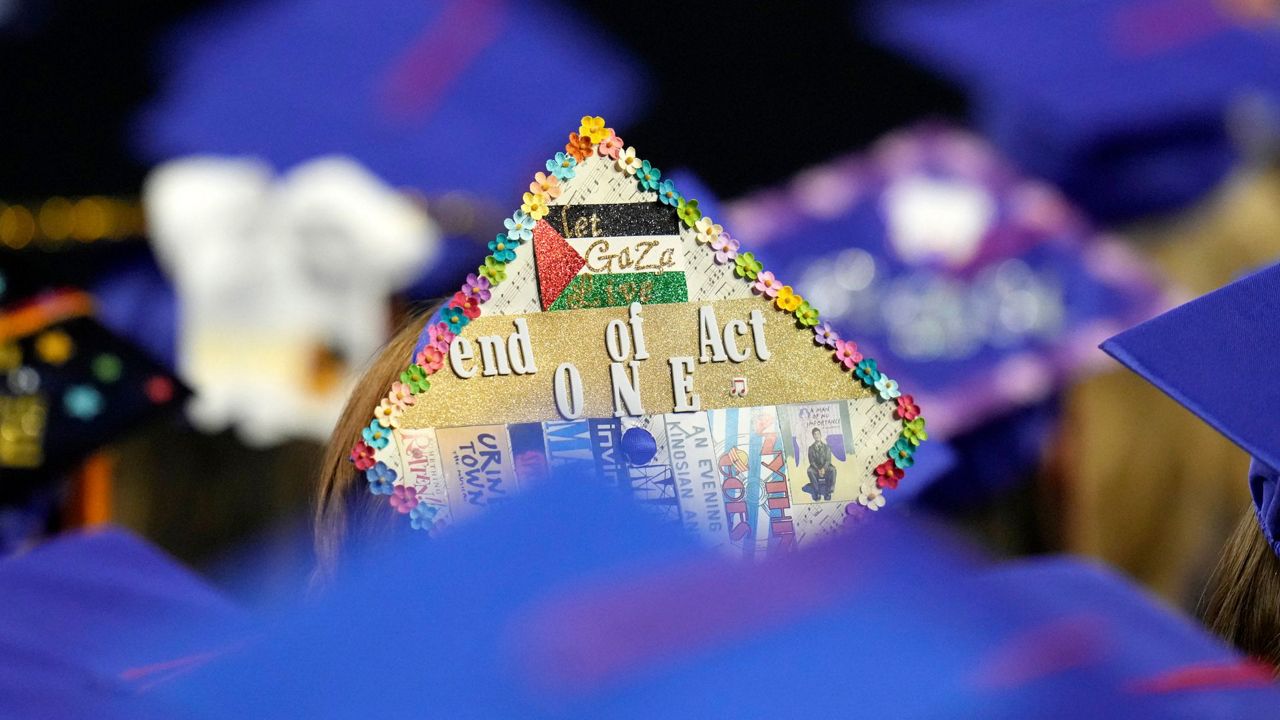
[{"x1": 532, "y1": 219, "x2": 586, "y2": 310}]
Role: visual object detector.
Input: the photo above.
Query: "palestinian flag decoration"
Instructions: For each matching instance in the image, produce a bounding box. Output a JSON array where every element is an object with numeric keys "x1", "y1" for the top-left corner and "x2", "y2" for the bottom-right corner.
[{"x1": 351, "y1": 118, "x2": 926, "y2": 557}]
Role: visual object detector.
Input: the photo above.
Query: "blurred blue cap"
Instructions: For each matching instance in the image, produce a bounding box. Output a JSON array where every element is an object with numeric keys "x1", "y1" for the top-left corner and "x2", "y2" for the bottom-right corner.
[
  {"x1": 137, "y1": 0, "x2": 646, "y2": 203},
  {"x1": 1103, "y1": 260, "x2": 1280, "y2": 557},
  {"x1": 868, "y1": 0, "x2": 1280, "y2": 221}
]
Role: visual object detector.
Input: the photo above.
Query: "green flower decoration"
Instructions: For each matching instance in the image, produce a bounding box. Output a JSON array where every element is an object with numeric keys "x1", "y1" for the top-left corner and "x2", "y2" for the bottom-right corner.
[
  {"x1": 479, "y1": 256, "x2": 507, "y2": 285},
  {"x1": 677, "y1": 198, "x2": 702, "y2": 227},
  {"x1": 734, "y1": 252, "x2": 762, "y2": 280},
  {"x1": 903, "y1": 417, "x2": 928, "y2": 446},
  {"x1": 795, "y1": 301, "x2": 819, "y2": 327},
  {"x1": 400, "y1": 364, "x2": 431, "y2": 394}
]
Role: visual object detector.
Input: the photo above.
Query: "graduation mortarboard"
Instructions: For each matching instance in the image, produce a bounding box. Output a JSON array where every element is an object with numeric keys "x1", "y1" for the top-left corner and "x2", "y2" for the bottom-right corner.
[
  {"x1": 137, "y1": 0, "x2": 645, "y2": 204},
  {"x1": 0, "y1": 290, "x2": 185, "y2": 499},
  {"x1": 1103, "y1": 261, "x2": 1280, "y2": 557},
  {"x1": 868, "y1": 0, "x2": 1280, "y2": 222},
  {"x1": 346, "y1": 117, "x2": 930, "y2": 555},
  {"x1": 724, "y1": 125, "x2": 1161, "y2": 500}
]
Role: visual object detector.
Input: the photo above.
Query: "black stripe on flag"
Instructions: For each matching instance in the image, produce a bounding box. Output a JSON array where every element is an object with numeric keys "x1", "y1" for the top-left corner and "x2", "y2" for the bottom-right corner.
[{"x1": 544, "y1": 202, "x2": 679, "y2": 238}]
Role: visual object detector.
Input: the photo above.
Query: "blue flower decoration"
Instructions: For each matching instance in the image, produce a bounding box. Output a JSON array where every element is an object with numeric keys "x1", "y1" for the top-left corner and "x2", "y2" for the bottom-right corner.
[
  {"x1": 488, "y1": 234, "x2": 517, "y2": 263},
  {"x1": 409, "y1": 502, "x2": 438, "y2": 531},
  {"x1": 889, "y1": 439, "x2": 916, "y2": 470},
  {"x1": 503, "y1": 212, "x2": 534, "y2": 243},
  {"x1": 637, "y1": 160, "x2": 661, "y2": 191},
  {"x1": 362, "y1": 419, "x2": 391, "y2": 450},
  {"x1": 366, "y1": 461, "x2": 396, "y2": 495},
  {"x1": 655, "y1": 179, "x2": 682, "y2": 206},
  {"x1": 443, "y1": 307, "x2": 469, "y2": 334},
  {"x1": 64, "y1": 384, "x2": 103, "y2": 420},
  {"x1": 854, "y1": 358, "x2": 880, "y2": 386},
  {"x1": 547, "y1": 152, "x2": 578, "y2": 180}
]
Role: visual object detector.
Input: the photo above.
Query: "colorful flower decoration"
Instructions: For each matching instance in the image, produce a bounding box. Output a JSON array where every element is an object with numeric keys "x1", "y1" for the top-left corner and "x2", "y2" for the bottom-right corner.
[
  {"x1": 350, "y1": 440, "x2": 376, "y2": 471},
  {"x1": 598, "y1": 132, "x2": 623, "y2": 159},
  {"x1": 530, "y1": 172, "x2": 562, "y2": 200},
  {"x1": 462, "y1": 274, "x2": 491, "y2": 303},
  {"x1": 889, "y1": 439, "x2": 916, "y2": 469},
  {"x1": 854, "y1": 358, "x2": 881, "y2": 386},
  {"x1": 903, "y1": 417, "x2": 928, "y2": 446},
  {"x1": 857, "y1": 482, "x2": 886, "y2": 511},
  {"x1": 566, "y1": 132, "x2": 593, "y2": 162},
  {"x1": 374, "y1": 398, "x2": 401, "y2": 429},
  {"x1": 677, "y1": 198, "x2": 701, "y2": 227},
  {"x1": 487, "y1": 234, "x2": 518, "y2": 263},
  {"x1": 362, "y1": 419, "x2": 391, "y2": 450},
  {"x1": 520, "y1": 192, "x2": 549, "y2": 220},
  {"x1": 753, "y1": 270, "x2": 783, "y2": 298},
  {"x1": 366, "y1": 462, "x2": 396, "y2": 496},
  {"x1": 637, "y1": 160, "x2": 661, "y2": 191},
  {"x1": 92, "y1": 353, "x2": 123, "y2": 383},
  {"x1": 896, "y1": 395, "x2": 921, "y2": 422},
  {"x1": 548, "y1": 152, "x2": 578, "y2": 180},
  {"x1": 64, "y1": 385, "x2": 103, "y2": 420},
  {"x1": 400, "y1": 364, "x2": 431, "y2": 394},
  {"x1": 795, "y1": 302, "x2": 819, "y2": 327},
  {"x1": 774, "y1": 286, "x2": 802, "y2": 312},
  {"x1": 389, "y1": 485, "x2": 419, "y2": 514},
  {"x1": 504, "y1": 211, "x2": 535, "y2": 243},
  {"x1": 874, "y1": 375, "x2": 901, "y2": 401},
  {"x1": 35, "y1": 330, "x2": 74, "y2": 365},
  {"x1": 409, "y1": 503, "x2": 437, "y2": 531},
  {"x1": 735, "y1": 252, "x2": 763, "y2": 280},
  {"x1": 356, "y1": 115, "x2": 926, "y2": 531},
  {"x1": 479, "y1": 256, "x2": 507, "y2": 285},
  {"x1": 711, "y1": 233, "x2": 740, "y2": 264},
  {"x1": 580, "y1": 115, "x2": 609, "y2": 144},
  {"x1": 387, "y1": 381, "x2": 417, "y2": 410},
  {"x1": 813, "y1": 322, "x2": 838, "y2": 348},
  {"x1": 694, "y1": 216, "x2": 722, "y2": 245},
  {"x1": 617, "y1": 147, "x2": 642, "y2": 175},
  {"x1": 875, "y1": 460, "x2": 904, "y2": 490},
  {"x1": 834, "y1": 339, "x2": 862, "y2": 369},
  {"x1": 656, "y1": 179, "x2": 682, "y2": 207}
]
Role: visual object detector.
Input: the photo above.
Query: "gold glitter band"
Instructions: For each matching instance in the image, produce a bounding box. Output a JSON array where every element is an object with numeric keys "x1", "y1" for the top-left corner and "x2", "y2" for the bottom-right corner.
[{"x1": 400, "y1": 296, "x2": 873, "y2": 429}]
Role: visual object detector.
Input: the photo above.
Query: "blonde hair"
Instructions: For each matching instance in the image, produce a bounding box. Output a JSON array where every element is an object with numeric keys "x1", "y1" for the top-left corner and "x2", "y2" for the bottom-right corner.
[
  {"x1": 1200, "y1": 506, "x2": 1280, "y2": 671},
  {"x1": 313, "y1": 306, "x2": 438, "y2": 586}
]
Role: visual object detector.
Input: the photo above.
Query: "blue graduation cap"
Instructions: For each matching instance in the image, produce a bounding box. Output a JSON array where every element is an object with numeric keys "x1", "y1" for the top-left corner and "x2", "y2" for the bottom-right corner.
[
  {"x1": 138, "y1": 472, "x2": 1276, "y2": 718},
  {"x1": 1103, "y1": 261, "x2": 1280, "y2": 557},
  {"x1": 0, "y1": 527, "x2": 247, "y2": 720},
  {"x1": 136, "y1": 0, "x2": 646, "y2": 203},
  {"x1": 726, "y1": 124, "x2": 1161, "y2": 501},
  {"x1": 868, "y1": 0, "x2": 1280, "y2": 221}
]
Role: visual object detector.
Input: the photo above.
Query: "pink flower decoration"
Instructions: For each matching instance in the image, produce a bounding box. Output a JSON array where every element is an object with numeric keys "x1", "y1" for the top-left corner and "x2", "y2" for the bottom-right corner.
[
  {"x1": 752, "y1": 271, "x2": 783, "y2": 298},
  {"x1": 450, "y1": 291, "x2": 482, "y2": 320},
  {"x1": 711, "y1": 232, "x2": 740, "y2": 264},
  {"x1": 834, "y1": 339, "x2": 863, "y2": 369},
  {"x1": 529, "y1": 172, "x2": 562, "y2": 200},
  {"x1": 598, "y1": 132, "x2": 623, "y2": 160},
  {"x1": 463, "y1": 273, "x2": 491, "y2": 302},
  {"x1": 349, "y1": 441, "x2": 376, "y2": 471},
  {"x1": 896, "y1": 395, "x2": 921, "y2": 422},
  {"x1": 388, "y1": 381, "x2": 417, "y2": 410},
  {"x1": 416, "y1": 344, "x2": 446, "y2": 374},
  {"x1": 389, "y1": 485, "x2": 419, "y2": 514},
  {"x1": 428, "y1": 322, "x2": 455, "y2": 349}
]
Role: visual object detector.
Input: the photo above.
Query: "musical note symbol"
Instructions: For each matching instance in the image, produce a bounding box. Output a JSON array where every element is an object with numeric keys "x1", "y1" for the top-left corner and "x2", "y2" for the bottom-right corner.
[{"x1": 730, "y1": 376, "x2": 748, "y2": 397}]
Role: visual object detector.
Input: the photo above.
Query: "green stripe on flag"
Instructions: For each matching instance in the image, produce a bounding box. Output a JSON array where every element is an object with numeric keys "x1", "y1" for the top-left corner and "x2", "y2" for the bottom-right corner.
[{"x1": 547, "y1": 272, "x2": 688, "y2": 311}]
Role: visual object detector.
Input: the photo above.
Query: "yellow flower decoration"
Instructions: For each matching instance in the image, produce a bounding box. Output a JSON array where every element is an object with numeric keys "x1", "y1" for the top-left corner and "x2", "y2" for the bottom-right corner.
[
  {"x1": 374, "y1": 398, "x2": 401, "y2": 429},
  {"x1": 0, "y1": 343, "x2": 21, "y2": 372},
  {"x1": 775, "y1": 286, "x2": 803, "y2": 312},
  {"x1": 694, "y1": 216, "x2": 722, "y2": 245},
  {"x1": 35, "y1": 330, "x2": 74, "y2": 365},
  {"x1": 579, "y1": 115, "x2": 609, "y2": 144},
  {"x1": 521, "y1": 192, "x2": 549, "y2": 220}
]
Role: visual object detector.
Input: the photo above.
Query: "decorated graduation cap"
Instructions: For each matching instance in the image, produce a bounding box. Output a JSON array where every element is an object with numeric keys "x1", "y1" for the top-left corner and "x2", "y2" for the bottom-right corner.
[
  {"x1": 0, "y1": 290, "x2": 185, "y2": 497},
  {"x1": 868, "y1": 0, "x2": 1280, "y2": 221},
  {"x1": 349, "y1": 118, "x2": 927, "y2": 552},
  {"x1": 726, "y1": 124, "x2": 1162, "y2": 444},
  {"x1": 1103, "y1": 261, "x2": 1280, "y2": 557}
]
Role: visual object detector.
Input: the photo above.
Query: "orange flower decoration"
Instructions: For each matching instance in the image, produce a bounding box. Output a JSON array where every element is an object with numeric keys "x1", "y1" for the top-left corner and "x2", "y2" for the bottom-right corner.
[
  {"x1": 566, "y1": 132, "x2": 593, "y2": 162},
  {"x1": 529, "y1": 171, "x2": 562, "y2": 200}
]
